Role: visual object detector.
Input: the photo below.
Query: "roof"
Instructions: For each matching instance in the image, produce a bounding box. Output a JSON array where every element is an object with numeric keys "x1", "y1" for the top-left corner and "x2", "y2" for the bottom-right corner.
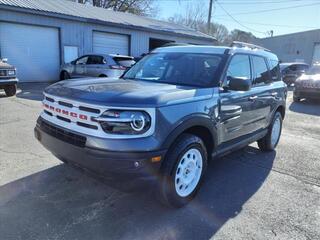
[
  {"x1": 154, "y1": 45, "x2": 278, "y2": 60},
  {"x1": 0, "y1": 0, "x2": 215, "y2": 41}
]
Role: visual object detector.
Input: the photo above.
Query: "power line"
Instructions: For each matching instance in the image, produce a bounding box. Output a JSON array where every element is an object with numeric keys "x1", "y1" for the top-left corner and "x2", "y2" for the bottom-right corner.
[
  {"x1": 216, "y1": 1, "x2": 266, "y2": 34},
  {"x1": 215, "y1": 2, "x2": 320, "y2": 17}
]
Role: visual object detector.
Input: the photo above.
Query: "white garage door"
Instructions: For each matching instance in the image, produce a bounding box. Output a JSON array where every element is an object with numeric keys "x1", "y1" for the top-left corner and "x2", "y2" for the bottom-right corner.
[
  {"x1": 0, "y1": 23, "x2": 60, "y2": 82},
  {"x1": 93, "y1": 31, "x2": 129, "y2": 55}
]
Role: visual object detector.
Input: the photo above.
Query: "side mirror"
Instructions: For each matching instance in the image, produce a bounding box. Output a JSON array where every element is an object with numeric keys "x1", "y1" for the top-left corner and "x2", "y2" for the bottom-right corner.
[
  {"x1": 228, "y1": 77, "x2": 252, "y2": 91},
  {"x1": 70, "y1": 60, "x2": 76, "y2": 65},
  {"x1": 1, "y1": 58, "x2": 8, "y2": 63}
]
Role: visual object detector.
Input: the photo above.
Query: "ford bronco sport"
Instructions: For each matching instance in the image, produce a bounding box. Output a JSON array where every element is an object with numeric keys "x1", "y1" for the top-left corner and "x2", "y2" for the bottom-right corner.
[{"x1": 35, "y1": 42, "x2": 287, "y2": 207}]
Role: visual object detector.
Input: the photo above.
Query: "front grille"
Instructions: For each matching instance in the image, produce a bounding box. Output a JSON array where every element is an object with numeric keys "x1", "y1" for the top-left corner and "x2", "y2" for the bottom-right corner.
[
  {"x1": 79, "y1": 106, "x2": 100, "y2": 114},
  {"x1": 0, "y1": 70, "x2": 7, "y2": 76},
  {"x1": 39, "y1": 118, "x2": 86, "y2": 148},
  {"x1": 58, "y1": 101, "x2": 73, "y2": 108}
]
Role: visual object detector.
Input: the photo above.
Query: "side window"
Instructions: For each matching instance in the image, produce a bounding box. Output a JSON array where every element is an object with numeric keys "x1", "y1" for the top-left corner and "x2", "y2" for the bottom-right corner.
[
  {"x1": 87, "y1": 56, "x2": 104, "y2": 65},
  {"x1": 268, "y1": 59, "x2": 281, "y2": 81},
  {"x1": 297, "y1": 64, "x2": 308, "y2": 71},
  {"x1": 76, "y1": 56, "x2": 88, "y2": 65},
  {"x1": 252, "y1": 56, "x2": 270, "y2": 85},
  {"x1": 289, "y1": 65, "x2": 297, "y2": 71},
  {"x1": 226, "y1": 54, "x2": 251, "y2": 84}
]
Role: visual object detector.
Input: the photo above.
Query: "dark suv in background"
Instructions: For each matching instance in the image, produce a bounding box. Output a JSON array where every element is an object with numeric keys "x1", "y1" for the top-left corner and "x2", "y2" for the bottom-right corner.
[
  {"x1": 0, "y1": 58, "x2": 18, "y2": 97},
  {"x1": 35, "y1": 42, "x2": 287, "y2": 207},
  {"x1": 280, "y1": 62, "x2": 309, "y2": 86}
]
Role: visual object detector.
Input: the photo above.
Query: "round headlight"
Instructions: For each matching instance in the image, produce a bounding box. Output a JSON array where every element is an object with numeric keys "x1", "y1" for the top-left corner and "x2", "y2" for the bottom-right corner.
[
  {"x1": 96, "y1": 110, "x2": 151, "y2": 135},
  {"x1": 130, "y1": 112, "x2": 146, "y2": 132}
]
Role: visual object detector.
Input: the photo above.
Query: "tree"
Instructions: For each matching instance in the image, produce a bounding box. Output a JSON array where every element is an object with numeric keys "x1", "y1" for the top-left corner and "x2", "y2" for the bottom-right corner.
[
  {"x1": 167, "y1": 0, "x2": 256, "y2": 45},
  {"x1": 228, "y1": 29, "x2": 256, "y2": 44},
  {"x1": 72, "y1": 0, "x2": 155, "y2": 16}
]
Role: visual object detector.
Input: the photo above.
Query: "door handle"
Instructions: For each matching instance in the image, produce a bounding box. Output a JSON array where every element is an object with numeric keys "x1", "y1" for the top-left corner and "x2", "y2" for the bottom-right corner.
[{"x1": 249, "y1": 96, "x2": 258, "y2": 101}]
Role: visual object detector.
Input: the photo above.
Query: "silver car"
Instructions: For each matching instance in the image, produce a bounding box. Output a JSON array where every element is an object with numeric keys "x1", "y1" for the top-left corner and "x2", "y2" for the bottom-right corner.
[{"x1": 60, "y1": 54, "x2": 135, "y2": 80}]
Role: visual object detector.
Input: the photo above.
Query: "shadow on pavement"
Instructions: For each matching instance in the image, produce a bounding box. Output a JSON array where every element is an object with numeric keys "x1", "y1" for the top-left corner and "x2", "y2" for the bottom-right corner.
[
  {"x1": 0, "y1": 146, "x2": 275, "y2": 240},
  {"x1": 15, "y1": 83, "x2": 54, "y2": 101},
  {"x1": 289, "y1": 99, "x2": 320, "y2": 116}
]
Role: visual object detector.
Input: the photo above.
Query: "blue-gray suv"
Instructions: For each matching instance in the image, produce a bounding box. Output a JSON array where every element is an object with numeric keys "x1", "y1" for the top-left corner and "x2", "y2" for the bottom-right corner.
[{"x1": 35, "y1": 43, "x2": 287, "y2": 207}]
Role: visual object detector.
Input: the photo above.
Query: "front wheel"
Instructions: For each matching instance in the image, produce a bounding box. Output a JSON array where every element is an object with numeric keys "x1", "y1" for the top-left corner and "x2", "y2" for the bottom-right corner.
[
  {"x1": 258, "y1": 111, "x2": 283, "y2": 151},
  {"x1": 4, "y1": 84, "x2": 17, "y2": 97},
  {"x1": 160, "y1": 134, "x2": 207, "y2": 208}
]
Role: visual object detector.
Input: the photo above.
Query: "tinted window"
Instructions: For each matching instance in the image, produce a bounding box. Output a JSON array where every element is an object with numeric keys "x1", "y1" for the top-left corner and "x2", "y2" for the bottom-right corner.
[
  {"x1": 87, "y1": 56, "x2": 104, "y2": 65},
  {"x1": 113, "y1": 57, "x2": 135, "y2": 68},
  {"x1": 268, "y1": 59, "x2": 281, "y2": 81},
  {"x1": 252, "y1": 56, "x2": 270, "y2": 85},
  {"x1": 289, "y1": 65, "x2": 297, "y2": 71},
  {"x1": 123, "y1": 52, "x2": 223, "y2": 87},
  {"x1": 226, "y1": 54, "x2": 251, "y2": 80},
  {"x1": 76, "y1": 56, "x2": 88, "y2": 65},
  {"x1": 297, "y1": 64, "x2": 309, "y2": 71}
]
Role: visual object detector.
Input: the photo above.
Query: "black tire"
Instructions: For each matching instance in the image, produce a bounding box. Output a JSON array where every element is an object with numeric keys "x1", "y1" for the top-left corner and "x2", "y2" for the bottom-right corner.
[
  {"x1": 4, "y1": 84, "x2": 17, "y2": 97},
  {"x1": 99, "y1": 74, "x2": 107, "y2": 78},
  {"x1": 258, "y1": 111, "x2": 283, "y2": 151},
  {"x1": 160, "y1": 133, "x2": 208, "y2": 208},
  {"x1": 60, "y1": 71, "x2": 70, "y2": 80}
]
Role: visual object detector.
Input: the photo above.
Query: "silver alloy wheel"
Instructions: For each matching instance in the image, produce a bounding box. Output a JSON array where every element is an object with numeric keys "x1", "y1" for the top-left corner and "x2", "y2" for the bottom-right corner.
[
  {"x1": 271, "y1": 116, "x2": 281, "y2": 148},
  {"x1": 175, "y1": 148, "x2": 203, "y2": 197}
]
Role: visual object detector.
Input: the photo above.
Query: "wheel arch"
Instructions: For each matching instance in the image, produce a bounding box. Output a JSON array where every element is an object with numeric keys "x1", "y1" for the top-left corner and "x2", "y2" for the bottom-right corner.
[
  {"x1": 161, "y1": 115, "x2": 218, "y2": 159},
  {"x1": 275, "y1": 104, "x2": 286, "y2": 120}
]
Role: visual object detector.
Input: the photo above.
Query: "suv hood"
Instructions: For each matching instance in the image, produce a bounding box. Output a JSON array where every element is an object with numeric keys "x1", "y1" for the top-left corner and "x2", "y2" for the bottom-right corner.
[
  {"x1": 44, "y1": 78, "x2": 214, "y2": 107},
  {"x1": 0, "y1": 61, "x2": 14, "y2": 69}
]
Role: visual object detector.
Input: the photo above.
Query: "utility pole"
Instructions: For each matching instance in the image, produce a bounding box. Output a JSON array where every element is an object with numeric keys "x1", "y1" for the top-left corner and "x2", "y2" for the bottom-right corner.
[{"x1": 207, "y1": 0, "x2": 214, "y2": 33}]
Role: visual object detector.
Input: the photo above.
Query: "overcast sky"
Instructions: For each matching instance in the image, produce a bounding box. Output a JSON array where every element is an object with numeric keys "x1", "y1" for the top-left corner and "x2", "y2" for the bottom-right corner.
[{"x1": 155, "y1": 0, "x2": 320, "y2": 38}]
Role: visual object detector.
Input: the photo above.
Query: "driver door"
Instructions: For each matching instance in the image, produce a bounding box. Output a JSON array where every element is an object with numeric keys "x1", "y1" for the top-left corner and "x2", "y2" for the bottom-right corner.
[
  {"x1": 73, "y1": 56, "x2": 88, "y2": 78},
  {"x1": 219, "y1": 54, "x2": 256, "y2": 143}
]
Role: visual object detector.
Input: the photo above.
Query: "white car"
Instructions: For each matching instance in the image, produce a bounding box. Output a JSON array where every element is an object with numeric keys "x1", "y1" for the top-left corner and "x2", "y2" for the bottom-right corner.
[{"x1": 60, "y1": 54, "x2": 135, "y2": 80}]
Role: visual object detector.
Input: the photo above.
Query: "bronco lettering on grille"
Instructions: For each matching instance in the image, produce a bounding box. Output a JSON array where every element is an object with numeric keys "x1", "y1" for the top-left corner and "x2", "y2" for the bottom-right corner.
[{"x1": 43, "y1": 104, "x2": 88, "y2": 120}]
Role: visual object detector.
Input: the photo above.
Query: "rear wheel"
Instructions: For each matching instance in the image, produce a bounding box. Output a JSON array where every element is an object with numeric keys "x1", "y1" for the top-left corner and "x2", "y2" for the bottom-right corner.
[
  {"x1": 4, "y1": 84, "x2": 17, "y2": 97},
  {"x1": 160, "y1": 134, "x2": 207, "y2": 208},
  {"x1": 258, "y1": 111, "x2": 283, "y2": 151}
]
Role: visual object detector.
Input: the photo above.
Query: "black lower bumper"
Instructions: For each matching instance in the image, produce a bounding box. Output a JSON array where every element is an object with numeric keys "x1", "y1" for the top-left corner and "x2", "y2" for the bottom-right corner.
[
  {"x1": 34, "y1": 118, "x2": 166, "y2": 182},
  {"x1": 0, "y1": 78, "x2": 18, "y2": 87},
  {"x1": 294, "y1": 88, "x2": 320, "y2": 99}
]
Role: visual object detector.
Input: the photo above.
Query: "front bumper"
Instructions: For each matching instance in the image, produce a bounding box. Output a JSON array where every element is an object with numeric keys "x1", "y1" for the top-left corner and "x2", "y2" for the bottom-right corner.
[
  {"x1": 294, "y1": 87, "x2": 320, "y2": 99},
  {"x1": 34, "y1": 117, "x2": 166, "y2": 182},
  {"x1": 0, "y1": 78, "x2": 18, "y2": 87}
]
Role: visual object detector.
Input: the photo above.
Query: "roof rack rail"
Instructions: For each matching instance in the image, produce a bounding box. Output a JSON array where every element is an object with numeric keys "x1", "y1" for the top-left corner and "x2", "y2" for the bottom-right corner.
[{"x1": 231, "y1": 41, "x2": 271, "y2": 52}]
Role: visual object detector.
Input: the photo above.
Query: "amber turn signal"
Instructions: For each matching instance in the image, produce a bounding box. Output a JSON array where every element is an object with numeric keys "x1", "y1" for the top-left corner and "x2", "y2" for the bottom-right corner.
[{"x1": 151, "y1": 156, "x2": 162, "y2": 163}]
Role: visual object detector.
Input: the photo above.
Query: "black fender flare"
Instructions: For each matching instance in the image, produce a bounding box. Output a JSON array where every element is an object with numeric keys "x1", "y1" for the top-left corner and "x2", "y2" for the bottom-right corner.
[{"x1": 160, "y1": 114, "x2": 218, "y2": 151}]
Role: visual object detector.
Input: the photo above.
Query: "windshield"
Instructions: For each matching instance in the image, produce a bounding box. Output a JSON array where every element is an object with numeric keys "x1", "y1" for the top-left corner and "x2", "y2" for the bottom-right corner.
[
  {"x1": 123, "y1": 52, "x2": 223, "y2": 87},
  {"x1": 305, "y1": 65, "x2": 320, "y2": 75}
]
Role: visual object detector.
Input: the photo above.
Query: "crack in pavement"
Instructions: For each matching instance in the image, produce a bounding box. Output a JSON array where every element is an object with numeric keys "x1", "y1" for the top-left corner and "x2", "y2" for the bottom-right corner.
[
  {"x1": 0, "y1": 148, "x2": 45, "y2": 159},
  {"x1": 233, "y1": 157, "x2": 320, "y2": 188}
]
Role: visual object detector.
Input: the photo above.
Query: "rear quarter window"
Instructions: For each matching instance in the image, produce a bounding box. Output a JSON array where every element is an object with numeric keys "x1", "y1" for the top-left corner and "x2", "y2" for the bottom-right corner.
[{"x1": 268, "y1": 59, "x2": 281, "y2": 81}]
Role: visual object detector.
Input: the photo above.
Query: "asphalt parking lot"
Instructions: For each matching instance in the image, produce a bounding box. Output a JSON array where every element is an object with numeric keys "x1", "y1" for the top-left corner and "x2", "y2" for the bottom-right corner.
[{"x1": 0, "y1": 84, "x2": 319, "y2": 240}]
